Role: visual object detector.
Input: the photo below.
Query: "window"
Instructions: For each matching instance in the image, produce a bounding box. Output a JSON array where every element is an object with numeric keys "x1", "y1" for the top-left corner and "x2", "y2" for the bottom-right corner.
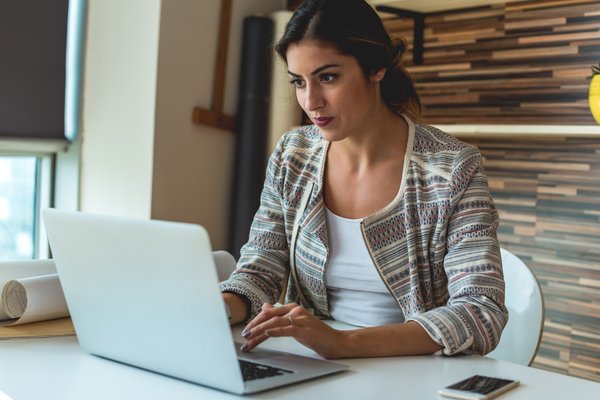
[
  {"x1": 0, "y1": 0, "x2": 85, "y2": 262},
  {"x1": 0, "y1": 155, "x2": 52, "y2": 260}
]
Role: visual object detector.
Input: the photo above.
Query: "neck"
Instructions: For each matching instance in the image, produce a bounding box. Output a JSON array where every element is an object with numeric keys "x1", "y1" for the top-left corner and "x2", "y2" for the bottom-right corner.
[{"x1": 331, "y1": 106, "x2": 408, "y2": 169}]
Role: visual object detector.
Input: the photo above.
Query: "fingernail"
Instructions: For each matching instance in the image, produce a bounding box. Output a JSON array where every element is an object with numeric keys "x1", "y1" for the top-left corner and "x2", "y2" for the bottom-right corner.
[
  {"x1": 240, "y1": 344, "x2": 249, "y2": 352},
  {"x1": 241, "y1": 329, "x2": 251, "y2": 338}
]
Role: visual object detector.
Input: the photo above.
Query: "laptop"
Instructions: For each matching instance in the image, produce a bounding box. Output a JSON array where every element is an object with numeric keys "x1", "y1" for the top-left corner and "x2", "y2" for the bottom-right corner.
[{"x1": 42, "y1": 209, "x2": 348, "y2": 395}]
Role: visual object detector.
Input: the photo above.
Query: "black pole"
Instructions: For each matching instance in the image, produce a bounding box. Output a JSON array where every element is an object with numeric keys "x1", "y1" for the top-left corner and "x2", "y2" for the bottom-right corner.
[{"x1": 375, "y1": 5, "x2": 425, "y2": 65}]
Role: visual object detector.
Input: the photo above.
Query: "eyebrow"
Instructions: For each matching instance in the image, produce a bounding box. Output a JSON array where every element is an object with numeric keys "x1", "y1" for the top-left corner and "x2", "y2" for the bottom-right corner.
[{"x1": 288, "y1": 63, "x2": 340, "y2": 78}]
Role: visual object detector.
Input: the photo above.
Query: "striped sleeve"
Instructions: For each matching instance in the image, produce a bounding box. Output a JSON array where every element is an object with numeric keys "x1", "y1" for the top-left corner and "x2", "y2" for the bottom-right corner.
[
  {"x1": 219, "y1": 137, "x2": 290, "y2": 321},
  {"x1": 409, "y1": 146, "x2": 508, "y2": 355}
]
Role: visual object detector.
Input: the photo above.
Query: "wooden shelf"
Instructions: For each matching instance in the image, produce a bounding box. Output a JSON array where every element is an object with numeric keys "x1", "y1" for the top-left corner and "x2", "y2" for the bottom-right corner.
[{"x1": 436, "y1": 124, "x2": 600, "y2": 138}]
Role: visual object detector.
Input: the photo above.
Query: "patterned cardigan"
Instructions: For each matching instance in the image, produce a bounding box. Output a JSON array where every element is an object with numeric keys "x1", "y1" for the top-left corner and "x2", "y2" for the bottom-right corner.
[{"x1": 220, "y1": 119, "x2": 508, "y2": 356}]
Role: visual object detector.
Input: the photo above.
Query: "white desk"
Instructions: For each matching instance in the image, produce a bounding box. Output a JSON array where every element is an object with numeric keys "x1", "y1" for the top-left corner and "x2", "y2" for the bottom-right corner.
[{"x1": 0, "y1": 324, "x2": 598, "y2": 400}]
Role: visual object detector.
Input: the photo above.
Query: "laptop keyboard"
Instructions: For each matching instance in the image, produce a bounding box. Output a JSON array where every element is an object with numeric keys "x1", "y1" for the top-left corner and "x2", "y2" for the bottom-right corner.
[{"x1": 238, "y1": 359, "x2": 294, "y2": 381}]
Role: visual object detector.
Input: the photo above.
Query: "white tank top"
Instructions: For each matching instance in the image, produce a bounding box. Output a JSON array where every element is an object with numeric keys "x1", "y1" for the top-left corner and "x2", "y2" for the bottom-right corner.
[{"x1": 324, "y1": 207, "x2": 405, "y2": 327}]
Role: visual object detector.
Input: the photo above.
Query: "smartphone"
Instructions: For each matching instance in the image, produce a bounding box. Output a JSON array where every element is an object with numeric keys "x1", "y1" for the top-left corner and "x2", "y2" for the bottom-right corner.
[{"x1": 438, "y1": 375, "x2": 520, "y2": 400}]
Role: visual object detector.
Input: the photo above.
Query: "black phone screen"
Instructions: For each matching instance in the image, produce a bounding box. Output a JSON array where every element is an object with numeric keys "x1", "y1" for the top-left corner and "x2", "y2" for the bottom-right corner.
[{"x1": 446, "y1": 375, "x2": 516, "y2": 395}]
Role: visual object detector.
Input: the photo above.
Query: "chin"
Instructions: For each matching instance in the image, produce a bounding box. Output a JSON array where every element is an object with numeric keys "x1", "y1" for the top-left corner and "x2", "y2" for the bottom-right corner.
[
  {"x1": 316, "y1": 128, "x2": 343, "y2": 142},
  {"x1": 320, "y1": 126, "x2": 357, "y2": 143}
]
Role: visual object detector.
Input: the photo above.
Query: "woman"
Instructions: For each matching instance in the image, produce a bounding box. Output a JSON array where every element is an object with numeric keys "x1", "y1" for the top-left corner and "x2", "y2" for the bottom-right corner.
[{"x1": 221, "y1": 0, "x2": 507, "y2": 359}]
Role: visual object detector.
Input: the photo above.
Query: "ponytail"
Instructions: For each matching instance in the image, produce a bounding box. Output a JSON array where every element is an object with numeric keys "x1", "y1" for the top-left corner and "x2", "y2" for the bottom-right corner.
[{"x1": 381, "y1": 38, "x2": 421, "y2": 121}]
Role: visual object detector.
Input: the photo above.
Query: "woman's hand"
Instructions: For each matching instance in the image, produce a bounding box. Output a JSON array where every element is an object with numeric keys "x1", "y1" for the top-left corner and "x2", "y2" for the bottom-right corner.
[
  {"x1": 240, "y1": 303, "x2": 346, "y2": 359},
  {"x1": 223, "y1": 293, "x2": 249, "y2": 325}
]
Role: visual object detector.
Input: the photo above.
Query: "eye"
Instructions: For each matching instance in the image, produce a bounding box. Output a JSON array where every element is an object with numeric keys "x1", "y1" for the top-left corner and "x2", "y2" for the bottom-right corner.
[
  {"x1": 320, "y1": 73, "x2": 337, "y2": 83},
  {"x1": 289, "y1": 78, "x2": 305, "y2": 89}
]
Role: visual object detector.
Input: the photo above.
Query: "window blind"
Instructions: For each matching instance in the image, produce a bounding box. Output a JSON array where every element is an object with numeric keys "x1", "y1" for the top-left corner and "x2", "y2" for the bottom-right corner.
[{"x1": 0, "y1": 0, "x2": 82, "y2": 141}]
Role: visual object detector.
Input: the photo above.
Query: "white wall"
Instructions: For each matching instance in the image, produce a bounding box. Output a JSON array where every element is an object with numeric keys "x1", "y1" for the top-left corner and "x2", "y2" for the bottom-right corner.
[
  {"x1": 151, "y1": 0, "x2": 229, "y2": 249},
  {"x1": 80, "y1": 0, "x2": 161, "y2": 218},
  {"x1": 80, "y1": 0, "x2": 286, "y2": 250}
]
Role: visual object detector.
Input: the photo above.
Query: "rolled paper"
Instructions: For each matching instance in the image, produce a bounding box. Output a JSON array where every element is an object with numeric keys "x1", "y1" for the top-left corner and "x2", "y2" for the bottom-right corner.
[{"x1": 1, "y1": 273, "x2": 69, "y2": 326}]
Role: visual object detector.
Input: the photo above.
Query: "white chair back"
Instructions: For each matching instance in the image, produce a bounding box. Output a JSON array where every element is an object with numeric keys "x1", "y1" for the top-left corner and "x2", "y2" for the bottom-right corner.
[
  {"x1": 212, "y1": 250, "x2": 237, "y2": 282},
  {"x1": 487, "y1": 248, "x2": 544, "y2": 366}
]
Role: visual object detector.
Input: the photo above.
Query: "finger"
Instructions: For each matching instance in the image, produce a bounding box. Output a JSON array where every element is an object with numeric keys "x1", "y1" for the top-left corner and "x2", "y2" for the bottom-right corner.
[
  {"x1": 246, "y1": 303, "x2": 303, "y2": 337},
  {"x1": 242, "y1": 303, "x2": 277, "y2": 332},
  {"x1": 244, "y1": 322, "x2": 298, "y2": 351},
  {"x1": 245, "y1": 320, "x2": 302, "y2": 351},
  {"x1": 241, "y1": 311, "x2": 309, "y2": 352},
  {"x1": 242, "y1": 303, "x2": 295, "y2": 335},
  {"x1": 264, "y1": 325, "x2": 296, "y2": 338},
  {"x1": 245, "y1": 314, "x2": 292, "y2": 340},
  {"x1": 241, "y1": 331, "x2": 270, "y2": 352}
]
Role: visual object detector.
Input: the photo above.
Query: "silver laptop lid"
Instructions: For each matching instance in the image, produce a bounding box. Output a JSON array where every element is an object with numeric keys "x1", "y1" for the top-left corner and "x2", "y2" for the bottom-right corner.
[{"x1": 42, "y1": 209, "x2": 245, "y2": 394}]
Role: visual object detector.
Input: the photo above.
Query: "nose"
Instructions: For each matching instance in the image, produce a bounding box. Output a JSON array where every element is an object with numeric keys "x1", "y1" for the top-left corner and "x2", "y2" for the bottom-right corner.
[{"x1": 303, "y1": 84, "x2": 324, "y2": 112}]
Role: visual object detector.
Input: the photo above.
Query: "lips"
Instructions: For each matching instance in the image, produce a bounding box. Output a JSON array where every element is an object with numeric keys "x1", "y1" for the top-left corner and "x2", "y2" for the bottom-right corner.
[{"x1": 313, "y1": 117, "x2": 333, "y2": 127}]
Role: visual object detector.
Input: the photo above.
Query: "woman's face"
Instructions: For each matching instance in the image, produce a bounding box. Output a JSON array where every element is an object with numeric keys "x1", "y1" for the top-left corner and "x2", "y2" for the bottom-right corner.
[{"x1": 286, "y1": 40, "x2": 385, "y2": 142}]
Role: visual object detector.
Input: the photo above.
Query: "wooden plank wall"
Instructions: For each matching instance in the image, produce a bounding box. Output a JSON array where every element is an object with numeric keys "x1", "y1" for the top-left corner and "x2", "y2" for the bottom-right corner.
[
  {"x1": 382, "y1": 0, "x2": 600, "y2": 125},
  {"x1": 464, "y1": 136, "x2": 600, "y2": 382}
]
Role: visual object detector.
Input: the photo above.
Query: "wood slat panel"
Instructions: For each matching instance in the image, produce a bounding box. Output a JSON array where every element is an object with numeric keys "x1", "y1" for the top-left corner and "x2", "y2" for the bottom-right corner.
[
  {"x1": 505, "y1": 0, "x2": 600, "y2": 12},
  {"x1": 463, "y1": 135, "x2": 600, "y2": 382},
  {"x1": 506, "y1": 17, "x2": 566, "y2": 30},
  {"x1": 506, "y1": 4, "x2": 600, "y2": 20},
  {"x1": 383, "y1": 0, "x2": 600, "y2": 125}
]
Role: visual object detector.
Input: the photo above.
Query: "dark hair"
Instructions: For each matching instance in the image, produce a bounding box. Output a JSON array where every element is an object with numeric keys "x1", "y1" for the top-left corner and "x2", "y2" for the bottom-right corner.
[{"x1": 275, "y1": 0, "x2": 421, "y2": 121}]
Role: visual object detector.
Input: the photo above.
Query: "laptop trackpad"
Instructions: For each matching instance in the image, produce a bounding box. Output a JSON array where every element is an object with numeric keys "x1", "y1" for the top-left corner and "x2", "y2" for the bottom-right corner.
[
  {"x1": 235, "y1": 343, "x2": 289, "y2": 360},
  {"x1": 235, "y1": 342, "x2": 316, "y2": 366}
]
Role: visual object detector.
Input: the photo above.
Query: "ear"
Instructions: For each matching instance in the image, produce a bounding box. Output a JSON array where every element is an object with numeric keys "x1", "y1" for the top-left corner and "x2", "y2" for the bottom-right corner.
[{"x1": 370, "y1": 68, "x2": 386, "y2": 83}]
